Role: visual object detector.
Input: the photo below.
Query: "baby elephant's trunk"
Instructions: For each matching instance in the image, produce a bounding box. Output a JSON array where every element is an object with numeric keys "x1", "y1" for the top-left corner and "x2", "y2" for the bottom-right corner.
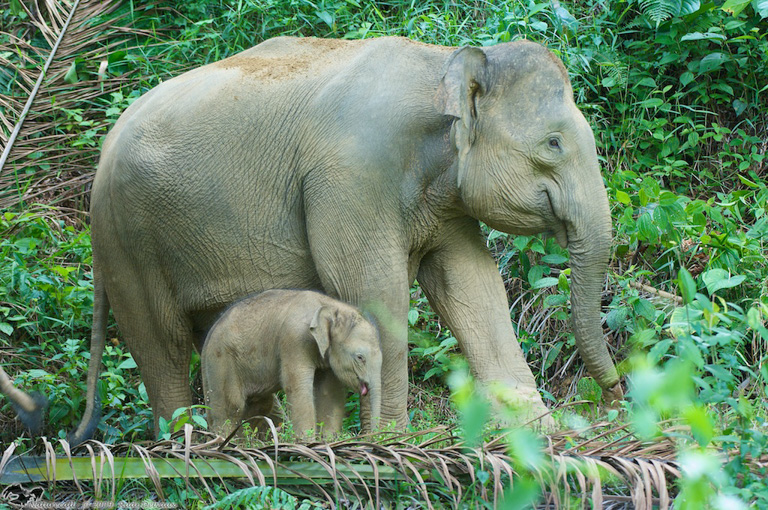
[{"x1": 360, "y1": 380, "x2": 381, "y2": 433}]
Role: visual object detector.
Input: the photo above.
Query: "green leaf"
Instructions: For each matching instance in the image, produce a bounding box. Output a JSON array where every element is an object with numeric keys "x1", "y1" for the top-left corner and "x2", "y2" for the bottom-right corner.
[
  {"x1": 681, "y1": 31, "x2": 726, "y2": 41},
  {"x1": 753, "y1": 0, "x2": 768, "y2": 17},
  {"x1": 531, "y1": 277, "x2": 558, "y2": 289},
  {"x1": 10, "y1": 0, "x2": 23, "y2": 15},
  {"x1": 513, "y1": 235, "x2": 531, "y2": 251},
  {"x1": 701, "y1": 269, "x2": 746, "y2": 295},
  {"x1": 637, "y1": 213, "x2": 658, "y2": 241},
  {"x1": 633, "y1": 299, "x2": 656, "y2": 321},
  {"x1": 698, "y1": 52, "x2": 728, "y2": 73},
  {"x1": 117, "y1": 357, "x2": 137, "y2": 370},
  {"x1": 722, "y1": 0, "x2": 751, "y2": 15},
  {"x1": 541, "y1": 253, "x2": 567, "y2": 265},
  {"x1": 677, "y1": 268, "x2": 697, "y2": 304},
  {"x1": 682, "y1": 0, "x2": 702, "y2": 14},
  {"x1": 64, "y1": 61, "x2": 79, "y2": 84},
  {"x1": 640, "y1": 97, "x2": 664, "y2": 108},
  {"x1": 544, "y1": 294, "x2": 568, "y2": 307},
  {"x1": 527, "y1": 265, "x2": 545, "y2": 286},
  {"x1": 684, "y1": 405, "x2": 714, "y2": 447},
  {"x1": 315, "y1": 10, "x2": 334, "y2": 29},
  {"x1": 408, "y1": 309, "x2": 419, "y2": 326},
  {"x1": 630, "y1": 328, "x2": 658, "y2": 348},
  {"x1": 606, "y1": 308, "x2": 628, "y2": 331},
  {"x1": 636, "y1": 77, "x2": 657, "y2": 88},
  {"x1": 0, "y1": 322, "x2": 12, "y2": 336},
  {"x1": 616, "y1": 190, "x2": 631, "y2": 205}
]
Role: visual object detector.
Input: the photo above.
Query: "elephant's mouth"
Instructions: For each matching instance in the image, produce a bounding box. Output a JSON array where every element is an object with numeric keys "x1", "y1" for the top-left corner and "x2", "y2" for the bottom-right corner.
[
  {"x1": 360, "y1": 382, "x2": 369, "y2": 396},
  {"x1": 543, "y1": 188, "x2": 569, "y2": 248}
]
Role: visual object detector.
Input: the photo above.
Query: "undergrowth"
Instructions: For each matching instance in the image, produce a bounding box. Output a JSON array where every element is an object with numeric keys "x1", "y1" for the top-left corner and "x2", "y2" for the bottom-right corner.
[{"x1": 2, "y1": 0, "x2": 768, "y2": 507}]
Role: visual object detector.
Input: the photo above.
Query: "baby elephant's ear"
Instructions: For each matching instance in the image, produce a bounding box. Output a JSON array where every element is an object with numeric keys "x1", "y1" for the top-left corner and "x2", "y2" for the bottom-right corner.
[{"x1": 310, "y1": 306, "x2": 333, "y2": 358}]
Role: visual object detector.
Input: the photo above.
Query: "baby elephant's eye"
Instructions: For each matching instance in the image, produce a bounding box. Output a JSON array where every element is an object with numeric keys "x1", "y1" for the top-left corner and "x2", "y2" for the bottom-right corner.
[
  {"x1": 548, "y1": 137, "x2": 561, "y2": 150},
  {"x1": 356, "y1": 353, "x2": 366, "y2": 363}
]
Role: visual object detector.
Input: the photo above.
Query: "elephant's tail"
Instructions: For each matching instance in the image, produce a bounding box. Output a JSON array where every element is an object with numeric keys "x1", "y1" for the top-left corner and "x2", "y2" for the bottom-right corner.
[
  {"x1": 0, "y1": 366, "x2": 48, "y2": 434},
  {"x1": 68, "y1": 273, "x2": 109, "y2": 446}
]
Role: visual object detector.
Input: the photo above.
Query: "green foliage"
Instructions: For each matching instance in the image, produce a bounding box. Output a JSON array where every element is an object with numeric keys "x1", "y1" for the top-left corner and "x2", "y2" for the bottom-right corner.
[
  {"x1": 203, "y1": 485, "x2": 321, "y2": 510},
  {"x1": 3, "y1": 0, "x2": 768, "y2": 505},
  {"x1": 0, "y1": 210, "x2": 150, "y2": 442}
]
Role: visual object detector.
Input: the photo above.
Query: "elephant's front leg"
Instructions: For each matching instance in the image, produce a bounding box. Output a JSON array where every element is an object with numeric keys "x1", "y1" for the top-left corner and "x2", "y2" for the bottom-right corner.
[
  {"x1": 417, "y1": 221, "x2": 554, "y2": 428},
  {"x1": 313, "y1": 370, "x2": 346, "y2": 439},
  {"x1": 306, "y1": 219, "x2": 409, "y2": 428},
  {"x1": 282, "y1": 366, "x2": 319, "y2": 440}
]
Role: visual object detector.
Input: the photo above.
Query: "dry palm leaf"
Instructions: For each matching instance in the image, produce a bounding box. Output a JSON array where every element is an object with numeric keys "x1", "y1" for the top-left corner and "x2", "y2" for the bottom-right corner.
[
  {"x1": 0, "y1": 0, "x2": 182, "y2": 213},
  {"x1": 0, "y1": 422, "x2": 722, "y2": 509}
]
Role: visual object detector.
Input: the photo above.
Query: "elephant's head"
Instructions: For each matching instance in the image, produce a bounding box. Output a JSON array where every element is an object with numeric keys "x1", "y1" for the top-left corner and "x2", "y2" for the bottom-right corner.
[
  {"x1": 310, "y1": 305, "x2": 383, "y2": 429},
  {"x1": 436, "y1": 41, "x2": 621, "y2": 400}
]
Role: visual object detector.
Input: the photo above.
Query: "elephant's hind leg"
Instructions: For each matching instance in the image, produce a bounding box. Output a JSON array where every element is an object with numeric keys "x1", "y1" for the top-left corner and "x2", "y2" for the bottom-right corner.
[{"x1": 107, "y1": 275, "x2": 195, "y2": 436}]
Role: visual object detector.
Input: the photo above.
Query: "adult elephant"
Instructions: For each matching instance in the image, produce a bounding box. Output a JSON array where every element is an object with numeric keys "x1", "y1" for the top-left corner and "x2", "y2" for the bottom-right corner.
[{"x1": 70, "y1": 36, "x2": 621, "y2": 442}]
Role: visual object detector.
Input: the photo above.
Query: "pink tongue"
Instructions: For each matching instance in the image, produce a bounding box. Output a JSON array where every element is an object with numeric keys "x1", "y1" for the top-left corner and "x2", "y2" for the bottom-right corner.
[{"x1": 360, "y1": 383, "x2": 368, "y2": 396}]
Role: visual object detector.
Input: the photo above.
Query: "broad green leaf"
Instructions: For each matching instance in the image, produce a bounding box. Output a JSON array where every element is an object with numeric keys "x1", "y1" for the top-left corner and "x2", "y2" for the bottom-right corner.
[
  {"x1": 754, "y1": 0, "x2": 768, "y2": 17},
  {"x1": 701, "y1": 268, "x2": 746, "y2": 295},
  {"x1": 677, "y1": 268, "x2": 697, "y2": 304},
  {"x1": 408, "y1": 309, "x2": 419, "y2": 326},
  {"x1": 531, "y1": 277, "x2": 558, "y2": 289},
  {"x1": 541, "y1": 253, "x2": 567, "y2": 265},
  {"x1": 0, "y1": 322, "x2": 12, "y2": 336},
  {"x1": 684, "y1": 405, "x2": 714, "y2": 446},
  {"x1": 698, "y1": 52, "x2": 728, "y2": 73},
  {"x1": 606, "y1": 308, "x2": 628, "y2": 331},
  {"x1": 636, "y1": 77, "x2": 657, "y2": 88},
  {"x1": 640, "y1": 97, "x2": 664, "y2": 108},
  {"x1": 637, "y1": 213, "x2": 658, "y2": 241},
  {"x1": 630, "y1": 328, "x2": 658, "y2": 348},
  {"x1": 544, "y1": 294, "x2": 568, "y2": 307},
  {"x1": 681, "y1": 31, "x2": 726, "y2": 41},
  {"x1": 64, "y1": 61, "x2": 79, "y2": 84},
  {"x1": 722, "y1": 0, "x2": 751, "y2": 15},
  {"x1": 680, "y1": 71, "x2": 694, "y2": 86},
  {"x1": 117, "y1": 357, "x2": 137, "y2": 370},
  {"x1": 554, "y1": 4, "x2": 579, "y2": 34},
  {"x1": 682, "y1": 0, "x2": 702, "y2": 14},
  {"x1": 513, "y1": 235, "x2": 531, "y2": 251},
  {"x1": 616, "y1": 190, "x2": 631, "y2": 205},
  {"x1": 315, "y1": 10, "x2": 334, "y2": 29}
]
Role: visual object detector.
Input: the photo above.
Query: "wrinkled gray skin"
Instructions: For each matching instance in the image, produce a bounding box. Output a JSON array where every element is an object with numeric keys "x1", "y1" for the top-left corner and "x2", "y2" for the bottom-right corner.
[
  {"x1": 70, "y1": 36, "x2": 621, "y2": 442},
  {"x1": 0, "y1": 366, "x2": 48, "y2": 434},
  {"x1": 202, "y1": 289, "x2": 382, "y2": 440}
]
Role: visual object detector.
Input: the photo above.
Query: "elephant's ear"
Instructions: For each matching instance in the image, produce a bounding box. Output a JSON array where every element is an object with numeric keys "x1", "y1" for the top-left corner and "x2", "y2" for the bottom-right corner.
[
  {"x1": 435, "y1": 46, "x2": 488, "y2": 188},
  {"x1": 310, "y1": 306, "x2": 333, "y2": 359}
]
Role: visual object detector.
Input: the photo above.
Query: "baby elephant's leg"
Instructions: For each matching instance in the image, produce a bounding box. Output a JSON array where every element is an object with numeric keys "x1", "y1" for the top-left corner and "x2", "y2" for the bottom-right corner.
[
  {"x1": 203, "y1": 355, "x2": 246, "y2": 438},
  {"x1": 314, "y1": 370, "x2": 347, "y2": 440},
  {"x1": 243, "y1": 395, "x2": 277, "y2": 439}
]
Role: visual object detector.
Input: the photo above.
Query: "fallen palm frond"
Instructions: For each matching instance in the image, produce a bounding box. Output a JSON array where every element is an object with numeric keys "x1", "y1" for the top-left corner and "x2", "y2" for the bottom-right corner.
[
  {"x1": 0, "y1": 422, "x2": 698, "y2": 509},
  {"x1": 0, "y1": 0, "x2": 184, "y2": 213}
]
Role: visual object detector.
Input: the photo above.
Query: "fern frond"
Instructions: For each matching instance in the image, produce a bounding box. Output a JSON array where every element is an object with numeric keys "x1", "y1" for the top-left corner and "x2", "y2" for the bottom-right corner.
[{"x1": 639, "y1": 0, "x2": 682, "y2": 26}]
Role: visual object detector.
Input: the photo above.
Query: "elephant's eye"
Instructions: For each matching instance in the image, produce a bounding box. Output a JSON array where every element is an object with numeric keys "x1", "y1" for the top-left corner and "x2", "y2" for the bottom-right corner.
[
  {"x1": 548, "y1": 137, "x2": 562, "y2": 151},
  {"x1": 356, "y1": 353, "x2": 365, "y2": 363}
]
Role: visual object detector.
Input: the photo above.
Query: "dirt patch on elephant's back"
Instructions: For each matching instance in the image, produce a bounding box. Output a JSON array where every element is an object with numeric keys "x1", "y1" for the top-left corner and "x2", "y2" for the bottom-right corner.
[{"x1": 216, "y1": 38, "x2": 362, "y2": 82}]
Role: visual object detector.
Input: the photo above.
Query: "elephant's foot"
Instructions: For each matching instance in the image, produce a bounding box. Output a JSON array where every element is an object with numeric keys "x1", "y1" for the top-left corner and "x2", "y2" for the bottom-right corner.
[
  {"x1": 482, "y1": 382, "x2": 556, "y2": 432},
  {"x1": 602, "y1": 382, "x2": 624, "y2": 407}
]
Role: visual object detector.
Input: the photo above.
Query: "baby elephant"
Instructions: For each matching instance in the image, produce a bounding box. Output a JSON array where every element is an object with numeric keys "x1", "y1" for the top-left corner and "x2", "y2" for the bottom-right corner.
[{"x1": 201, "y1": 289, "x2": 382, "y2": 440}]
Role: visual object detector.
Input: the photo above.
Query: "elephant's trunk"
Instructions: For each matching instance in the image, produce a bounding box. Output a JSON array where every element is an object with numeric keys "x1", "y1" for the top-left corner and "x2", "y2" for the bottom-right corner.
[
  {"x1": 567, "y1": 192, "x2": 622, "y2": 401},
  {"x1": 360, "y1": 379, "x2": 381, "y2": 433}
]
